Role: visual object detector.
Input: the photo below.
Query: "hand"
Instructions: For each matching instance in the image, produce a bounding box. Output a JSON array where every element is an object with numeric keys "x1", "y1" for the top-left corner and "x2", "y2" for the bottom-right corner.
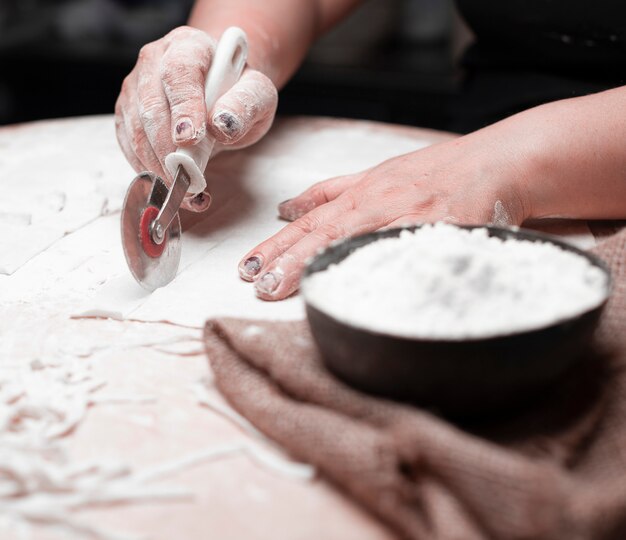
[
  {"x1": 238, "y1": 132, "x2": 531, "y2": 300},
  {"x1": 115, "y1": 25, "x2": 278, "y2": 211}
]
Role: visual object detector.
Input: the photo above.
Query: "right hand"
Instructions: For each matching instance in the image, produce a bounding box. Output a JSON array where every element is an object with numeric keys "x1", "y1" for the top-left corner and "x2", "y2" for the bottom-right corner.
[{"x1": 115, "y1": 26, "x2": 278, "y2": 211}]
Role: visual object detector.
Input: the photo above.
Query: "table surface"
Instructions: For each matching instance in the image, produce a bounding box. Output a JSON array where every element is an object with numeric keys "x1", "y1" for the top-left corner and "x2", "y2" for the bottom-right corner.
[{"x1": 0, "y1": 115, "x2": 596, "y2": 540}]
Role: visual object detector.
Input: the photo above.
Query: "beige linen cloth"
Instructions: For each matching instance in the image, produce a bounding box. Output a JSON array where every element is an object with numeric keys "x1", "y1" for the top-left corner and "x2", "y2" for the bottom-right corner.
[{"x1": 204, "y1": 229, "x2": 626, "y2": 540}]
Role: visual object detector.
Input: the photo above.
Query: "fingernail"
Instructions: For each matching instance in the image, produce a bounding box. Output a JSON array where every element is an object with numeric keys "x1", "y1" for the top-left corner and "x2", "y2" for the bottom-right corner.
[
  {"x1": 255, "y1": 272, "x2": 280, "y2": 295},
  {"x1": 278, "y1": 200, "x2": 301, "y2": 222},
  {"x1": 174, "y1": 118, "x2": 193, "y2": 142},
  {"x1": 213, "y1": 111, "x2": 242, "y2": 140},
  {"x1": 239, "y1": 256, "x2": 263, "y2": 279},
  {"x1": 189, "y1": 191, "x2": 211, "y2": 212}
]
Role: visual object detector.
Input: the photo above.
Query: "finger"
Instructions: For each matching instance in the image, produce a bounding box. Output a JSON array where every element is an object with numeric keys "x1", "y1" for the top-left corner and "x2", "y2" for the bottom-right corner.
[
  {"x1": 115, "y1": 95, "x2": 143, "y2": 173},
  {"x1": 254, "y1": 210, "x2": 381, "y2": 301},
  {"x1": 116, "y1": 121, "x2": 143, "y2": 173},
  {"x1": 160, "y1": 26, "x2": 215, "y2": 146},
  {"x1": 136, "y1": 47, "x2": 175, "y2": 178},
  {"x1": 207, "y1": 69, "x2": 278, "y2": 147},
  {"x1": 181, "y1": 189, "x2": 212, "y2": 213},
  {"x1": 122, "y1": 94, "x2": 166, "y2": 180},
  {"x1": 277, "y1": 173, "x2": 363, "y2": 221},
  {"x1": 238, "y1": 197, "x2": 353, "y2": 282},
  {"x1": 238, "y1": 189, "x2": 381, "y2": 285},
  {"x1": 118, "y1": 69, "x2": 163, "y2": 174}
]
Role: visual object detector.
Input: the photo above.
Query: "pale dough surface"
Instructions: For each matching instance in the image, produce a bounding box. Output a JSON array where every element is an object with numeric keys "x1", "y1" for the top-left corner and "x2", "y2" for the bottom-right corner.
[
  {"x1": 0, "y1": 115, "x2": 594, "y2": 540},
  {"x1": 0, "y1": 115, "x2": 443, "y2": 540}
]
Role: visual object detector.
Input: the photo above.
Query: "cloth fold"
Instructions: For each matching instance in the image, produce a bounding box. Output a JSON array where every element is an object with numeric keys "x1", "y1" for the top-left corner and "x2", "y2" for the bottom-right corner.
[{"x1": 204, "y1": 229, "x2": 626, "y2": 540}]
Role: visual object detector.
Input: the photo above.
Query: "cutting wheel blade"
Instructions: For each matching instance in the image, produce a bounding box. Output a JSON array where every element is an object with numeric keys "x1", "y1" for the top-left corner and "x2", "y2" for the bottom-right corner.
[{"x1": 121, "y1": 172, "x2": 182, "y2": 291}]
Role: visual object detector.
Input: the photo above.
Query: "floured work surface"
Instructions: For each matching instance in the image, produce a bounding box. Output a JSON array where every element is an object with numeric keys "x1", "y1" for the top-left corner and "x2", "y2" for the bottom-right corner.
[{"x1": 0, "y1": 115, "x2": 595, "y2": 540}]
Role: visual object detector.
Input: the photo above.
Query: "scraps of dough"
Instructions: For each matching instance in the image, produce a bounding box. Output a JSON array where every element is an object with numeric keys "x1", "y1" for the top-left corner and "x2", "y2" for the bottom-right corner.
[{"x1": 0, "y1": 352, "x2": 313, "y2": 540}]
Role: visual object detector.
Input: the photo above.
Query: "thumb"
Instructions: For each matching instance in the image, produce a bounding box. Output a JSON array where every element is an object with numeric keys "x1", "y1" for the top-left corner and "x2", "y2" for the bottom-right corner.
[{"x1": 207, "y1": 68, "x2": 278, "y2": 148}]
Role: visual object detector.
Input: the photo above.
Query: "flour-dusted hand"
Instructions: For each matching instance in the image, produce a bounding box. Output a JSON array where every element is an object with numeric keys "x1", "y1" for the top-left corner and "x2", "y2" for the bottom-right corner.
[
  {"x1": 115, "y1": 25, "x2": 278, "y2": 211},
  {"x1": 239, "y1": 132, "x2": 532, "y2": 300},
  {"x1": 240, "y1": 85, "x2": 626, "y2": 301}
]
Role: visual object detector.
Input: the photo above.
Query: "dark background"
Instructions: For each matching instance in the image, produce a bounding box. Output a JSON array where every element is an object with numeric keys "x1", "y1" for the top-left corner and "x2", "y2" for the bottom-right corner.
[{"x1": 0, "y1": 0, "x2": 470, "y2": 129}]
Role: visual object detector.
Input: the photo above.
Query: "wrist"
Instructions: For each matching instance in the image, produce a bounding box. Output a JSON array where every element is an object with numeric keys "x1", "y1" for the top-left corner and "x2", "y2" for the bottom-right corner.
[
  {"x1": 188, "y1": 3, "x2": 315, "y2": 88},
  {"x1": 460, "y1": 121, "x2": 534, "y2": 226},
  {"x1": 479, "y1": 109, "x2": 556, "y2": 224}
]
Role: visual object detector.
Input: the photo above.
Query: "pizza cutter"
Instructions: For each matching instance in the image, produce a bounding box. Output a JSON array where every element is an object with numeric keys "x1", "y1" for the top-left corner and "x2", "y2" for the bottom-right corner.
[{"x1": 121, "y1": 27, "x2": 248, "y2": 291}]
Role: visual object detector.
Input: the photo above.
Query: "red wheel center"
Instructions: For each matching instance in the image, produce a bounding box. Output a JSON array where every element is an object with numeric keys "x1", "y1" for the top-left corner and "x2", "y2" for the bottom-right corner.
[{"x1": 139, "y1": 206, "x2": 167, "y2": 258}]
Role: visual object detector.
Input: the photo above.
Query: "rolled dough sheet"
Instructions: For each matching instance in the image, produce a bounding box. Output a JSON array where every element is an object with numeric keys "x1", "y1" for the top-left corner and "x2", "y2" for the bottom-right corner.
[{"x1": 0, "y1": 117, "x2": 131, "y2": 275}]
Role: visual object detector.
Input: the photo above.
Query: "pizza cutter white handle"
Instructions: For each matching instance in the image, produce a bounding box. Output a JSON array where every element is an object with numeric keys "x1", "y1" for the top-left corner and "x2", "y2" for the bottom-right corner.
[{"x1": 164, "y1": 26, "x2": 248, "y2": 195}]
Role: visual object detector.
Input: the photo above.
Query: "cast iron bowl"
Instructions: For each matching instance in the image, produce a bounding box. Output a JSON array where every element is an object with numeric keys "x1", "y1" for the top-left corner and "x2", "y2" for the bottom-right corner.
[{"x1": 301, "y1": 225, "x2": 612, "y2": 418}]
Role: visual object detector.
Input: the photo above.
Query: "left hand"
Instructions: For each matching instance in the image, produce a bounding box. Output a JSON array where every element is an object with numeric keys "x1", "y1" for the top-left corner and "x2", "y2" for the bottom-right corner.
[{"x1": 238, "y1": 132, "x2": 531, "y2": 300}]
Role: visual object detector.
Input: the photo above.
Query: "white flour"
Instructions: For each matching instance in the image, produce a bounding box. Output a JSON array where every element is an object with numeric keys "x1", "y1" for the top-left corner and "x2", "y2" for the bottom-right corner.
[{"x1": 303, "y1": 224, "x2": 609, "y2": 339}]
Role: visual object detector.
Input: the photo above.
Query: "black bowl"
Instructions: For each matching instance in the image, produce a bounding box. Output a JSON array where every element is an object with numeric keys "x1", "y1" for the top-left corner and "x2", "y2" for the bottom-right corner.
[{"x1": 302, "y1": 226, "x2": 611, "y2": 418}]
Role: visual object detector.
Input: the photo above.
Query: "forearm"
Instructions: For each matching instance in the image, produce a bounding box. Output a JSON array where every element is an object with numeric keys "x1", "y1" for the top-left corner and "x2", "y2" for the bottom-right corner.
[
  {"x1": 493, "y1": 86, "x2": 626, "y2": 221},
  {"x1": 189, "y1": 0, "x2": 362, "y2": 88}
]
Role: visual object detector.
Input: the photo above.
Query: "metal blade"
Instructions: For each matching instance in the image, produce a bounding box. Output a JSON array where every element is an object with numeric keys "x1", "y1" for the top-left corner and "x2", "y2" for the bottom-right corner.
[{"x1": 121, "y1": 171, "x2": 182, "y2": 291}]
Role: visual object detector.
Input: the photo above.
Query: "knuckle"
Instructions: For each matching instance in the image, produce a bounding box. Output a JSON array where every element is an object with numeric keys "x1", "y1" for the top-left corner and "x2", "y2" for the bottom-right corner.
[
  {"x1": 114, "y1": 96, "x2": 123, "y2": 118},
  {"x1": 263, "y1": 236, "x2": 289, "y2": 257},
  {"x1": 137, "y1": 43, "x2": 154, "y2": 62},
  {"x1": 129, "y1": 125, "x2": 147, "y2": 154},
  {"x1": 247, "y1": 69, "x2": 275, "y2": 91},
  {"x1": 411, "y1": 191, "x2": 438, "y2": 213},
  {"x1": 315, "y1": 223, "x2": 345, "y2": 243},
  {"x1": 138, "y1": 111, "x2": 156, "y2": 136},
  {"x1": 159, "y1": 60, "x2": 182, "y2": 84},
  {"x1": 168, "y1": 25, "x2": 195, "y2": 39},
  {"x1": 340, "y1": 191, "x2": 358, "y2": 211},
  {"x1": 114, "y1": 119, "x2": 126, "y2": 144},
  {"x1": 138, "y1": 99, "x2": 163, "y2": 125},
  {"x1": 165, "y1": 26, "x2": 214, "y2": 54},
  {"x1": 265, "y1": 238, "x2": 281, "y2": 254},
  {"x1": 159, "y1": 61, "x2": 204, "y2": 94},
  {"x1": 292, "y1": 214, "x2": 319, "y2": 235},
  {"x1": 114, "y1": 112, "x2": 125, "y2": 136},
  {"x1": 169, "y1": 85, "x2": 204, "y2": 110},
  {"x1": 228, "y1": 72, "x2": 278, "y2": 119},
  {"x1": 309, "y1": 184, "x2": 330, "y2": 204},
  {"x1": 120, "y1": 75, "x2": 133, "y2": 95}
]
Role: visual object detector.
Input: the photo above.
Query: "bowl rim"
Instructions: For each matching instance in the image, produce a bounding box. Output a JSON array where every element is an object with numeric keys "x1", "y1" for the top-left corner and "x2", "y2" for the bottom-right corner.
[{"x1": 301, "y1": 224, "x2": 612, "y2": 343}]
